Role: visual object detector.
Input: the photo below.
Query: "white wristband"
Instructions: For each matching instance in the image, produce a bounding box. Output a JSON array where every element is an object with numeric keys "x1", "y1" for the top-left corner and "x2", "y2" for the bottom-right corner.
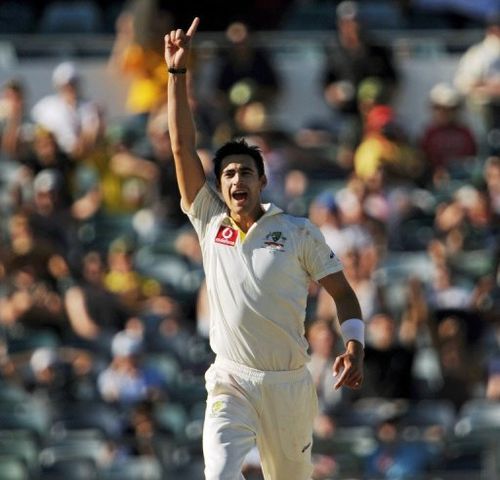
[{"x1": 340, "y1": 318, "x2": 365, "y2": 347}]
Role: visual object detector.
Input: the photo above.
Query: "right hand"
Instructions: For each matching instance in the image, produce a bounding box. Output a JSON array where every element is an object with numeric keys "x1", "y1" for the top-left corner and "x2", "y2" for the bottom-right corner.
[
  {"x1": 164, "y1": 17, "x2": 200, "y2": 70},
  {"x1": 333, "y1": 340, "x2": 364, "y2": 390}
]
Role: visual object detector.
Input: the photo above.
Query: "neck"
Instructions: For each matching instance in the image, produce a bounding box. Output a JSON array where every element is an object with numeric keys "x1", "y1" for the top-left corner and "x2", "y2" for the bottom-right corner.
[{"x1": 231, "y1": 206, "x2": 265, "y2": 233}]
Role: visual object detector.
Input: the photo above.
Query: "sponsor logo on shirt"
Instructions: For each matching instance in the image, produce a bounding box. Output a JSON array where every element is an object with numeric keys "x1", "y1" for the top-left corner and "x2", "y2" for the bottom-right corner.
[
  {"x1": 215, "y1": 225, "x2": 238, "y2": 246},
  {"x1": 263, "y1": 231, "x2": 287, "y2": 252}
]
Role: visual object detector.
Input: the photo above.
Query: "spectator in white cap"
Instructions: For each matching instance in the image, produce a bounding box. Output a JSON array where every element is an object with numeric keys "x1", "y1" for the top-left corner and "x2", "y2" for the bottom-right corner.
[
  {"x1": 418, "y1": 81, "x2": 477, "y2": 186},
  {"x1": 27, "y1": 166, "x2": 77, "y2": 258},
  {"x1": 97, "y1": 329, "x2": 168, "y2": 405},
  {"x1": 31, "y1": 61, "x2": 101, "y2": 159}
]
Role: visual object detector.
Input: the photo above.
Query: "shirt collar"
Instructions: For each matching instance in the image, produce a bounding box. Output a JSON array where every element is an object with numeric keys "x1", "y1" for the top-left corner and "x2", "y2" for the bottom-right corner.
[
  {"x1": 223, "y1": 202, "x2": 283, "y2": 222},
  {"x1": 261, "y1": 202, "x2": 283, "y2": 218}
]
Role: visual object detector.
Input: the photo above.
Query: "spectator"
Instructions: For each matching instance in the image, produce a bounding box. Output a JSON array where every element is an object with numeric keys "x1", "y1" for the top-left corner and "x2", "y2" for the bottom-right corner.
[
  {"x1": 27, "y1": 169, "x2": 77, "y2": 259},
  {"x1": 22, "y1": 346, "x2": 100, "y2": 404},
  {"x1": 31, "y1": 61, "x2": 101, "y2": 159},
  {"x1": 426, "y1": 263, "x2": 473, "y2": 311},
  {"x1": 130, "y1": 108, "x2": 186, "y2": 228},
  {"x1": 123, "y1": 400, "x2": 157, "y2": 457},
  {"x1": 214, "y1": 20, "x2": 281, "y2": 134},
  {"x1": 17, "y1": 128, "x2": 74, "y2": 208},
  {"x1": 316, "y1": 246, "x2": 383, "y2": 325},
  {"x1": 306, "y1": 318, "x2": 343, "y2": 415},
  {"x1": 308, "y1": 190, "x2": 347, "y2": 258},
  {"x1": 353, "y1": 105, "x2": 424, "y2": 187},
  {"x1": 483, "y1": 155, "x2": 500, "y2": 217},
  {"x1": 195, "y1": 278, "x2": 210, "y2": 339},
  {"x1": 0, "y1": 78, "x2": 32, "y2": 163},
  {"x1": 322, "y1": 1, "x2": 399, "y2": 145},
  {"x1": 485, "y1": 357, "x2": 500, "y2": 400},
  {"x1": 365, "y1": 414, "x2": 437, "y2": 480},
  {"x1": 454, "y1": 12, "x2": 500, "y2": 153},
  {"x1": 280, "y1": 169, "x2": 310, "y2": 217},
  {"x1": 432, "y1": 312, "x2": 478, "y2": 410},
  {"x1": 108, "y1": 0, "x2": 173, "y2": 136},
  {"x1": 361, "y1": 312, "x2": 416, "y2": 399},
  {"x1": 244, "y1": 130, "x2": 293, "y2": 207},
  {"x1": 64, "y1": 250, "x2": 131, "y2": 353},
  {"x1": 0, "y1": 211, "x2": 68, "y2": 287},
  {"x1": 97, "y1": 329, "x2": 167, "y2": 406},
  {"x1": 0, "y1": 213, "x2": 69, "y2": 337},
  {"x1": 433, "y1": 185, "x2": 495, "y2": 254},
  {"x1": 419, "y1": 82, "x2": 477, "y2": 186},
  {"x1": 103, "y1": 237, "x2": 170, "y2": 315}
]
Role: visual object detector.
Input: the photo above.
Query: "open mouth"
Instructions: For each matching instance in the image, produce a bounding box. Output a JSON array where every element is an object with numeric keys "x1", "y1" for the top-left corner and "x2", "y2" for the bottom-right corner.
[{"x1": 232, "y1": 191, "x2": 248, "y2": 202}]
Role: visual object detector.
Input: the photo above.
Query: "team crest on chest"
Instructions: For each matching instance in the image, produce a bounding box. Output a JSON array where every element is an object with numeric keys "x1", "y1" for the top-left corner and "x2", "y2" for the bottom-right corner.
[
  {"x1": 215, "y1": 225, "x2": 238, "y2": 246},
  {"x1": 263, "y1": 231, "x2": 287, "y2": 252}
]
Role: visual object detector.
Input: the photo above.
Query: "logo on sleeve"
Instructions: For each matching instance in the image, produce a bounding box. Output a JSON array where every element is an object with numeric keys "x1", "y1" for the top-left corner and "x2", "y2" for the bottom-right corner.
[{"x1": 215, "y1": 226, "x2": 238, "y2": 246}]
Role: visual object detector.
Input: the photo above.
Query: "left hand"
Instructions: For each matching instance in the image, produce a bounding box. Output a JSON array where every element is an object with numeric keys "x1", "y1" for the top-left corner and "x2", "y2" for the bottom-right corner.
[
  {"x1": 164, "y1": 17, "x2": 200, "y2": 70},
  {"x1": 332, "y1": 340, "x2": 364, "y2": 390}
]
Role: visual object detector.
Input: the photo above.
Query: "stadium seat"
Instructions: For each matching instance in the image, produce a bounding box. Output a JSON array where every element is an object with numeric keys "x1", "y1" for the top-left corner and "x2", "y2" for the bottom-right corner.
[
  {"x1": 279, "y1": 3, "x2": 335, "y2": 31},
  {"x1": 313, "y1": 425, "x2": 375, "y2": 477},
  {"x1": 6, "y1": 328, "x2": 60, "y2": 355},
  {"x1": 170, "y1": 372, "x2": 207, "y2": 408},
  {"x1": 134, "y1": 247, "x2": 199, "y2": 295},
  {"x1": 0, "y1": 398, "x2": 52, "y2": 440},
  {"x1": 153, "y1": 402, "x2": 189, "y2": 439},
  {"x1": 39, "y1": 457, "x2": 99, "y2": 480},
  {"x1": 358, "y1": 1, "x2": 409, "y2": 30},
  {"x1": 0, "y1": 454, "x2": 30, "y2": 480},
  {"x1": 402, "y1": 399, "x2": 456, "y2": 438},
  {"x1": 0, "y1": 1, "x2": 35, "y2": 34},
  {"x1": 38, "y1": 1, "x2": 103, "y2": 34},
  {"x1": 50, "y1": 401, "x2": 123, "y2": 440},
  {"x1": 102, "y1": 1, "x2": 125, "y2": 34},
  {"x1": 454, "y1": 399, "x2": 500, "y2": 442},
  {"x1": 101, "y1": 456, "x2": 163, "y2": 480},
  {"x1": 449, "y1": 249, "x2": 495, "y2": 280},
  {"x1": 80, "y1": 213, "x2": 136, "y2": 255},
  {"x1": 142, "y1": 353, "x2": 180, "y2": 388},
  {"x1": 0, "y1": 381, "x2": 30, "y2": 403},
  {"x1": 345, "y1": 397, "x2": 408, "y2": 428},
  {"x1": 0, "y1": 431, "x2": 40, "y2": 476}
]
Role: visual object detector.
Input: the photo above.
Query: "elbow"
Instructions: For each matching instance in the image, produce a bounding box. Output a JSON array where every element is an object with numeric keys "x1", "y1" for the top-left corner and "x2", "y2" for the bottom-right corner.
[{"x1": 171, "y1": 141, "x2": 196, "y2": 159}]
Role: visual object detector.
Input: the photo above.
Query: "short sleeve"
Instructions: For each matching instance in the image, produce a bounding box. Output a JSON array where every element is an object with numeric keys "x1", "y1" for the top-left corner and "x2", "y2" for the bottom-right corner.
[
  {"x1": 182, "y1": 182, "x2": 226, "y2": 242},
  {"x1": 300, "y1": 219, "x2": 343, "y2": 281}
]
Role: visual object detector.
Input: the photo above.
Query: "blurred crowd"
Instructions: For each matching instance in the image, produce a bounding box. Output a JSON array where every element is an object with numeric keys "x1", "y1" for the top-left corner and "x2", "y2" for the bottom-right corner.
[
  {"x1": 0, "y1": 0, "x2": 494, "y2": 34},
  {"x1": 1, "y1": 0, "x2": 500, "y2": 479}
]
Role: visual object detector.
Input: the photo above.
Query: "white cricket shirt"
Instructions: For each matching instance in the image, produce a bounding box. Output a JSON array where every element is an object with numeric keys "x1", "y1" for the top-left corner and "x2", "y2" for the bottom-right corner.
[{"x1": 185, "y1": 183, "x2": 343, "y2": 371}]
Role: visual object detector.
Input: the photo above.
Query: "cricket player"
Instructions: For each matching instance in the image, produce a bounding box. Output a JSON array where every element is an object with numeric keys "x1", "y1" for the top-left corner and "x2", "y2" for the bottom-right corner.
[{"x1": 165, "y1": 17, "x2": 365, "y2": 480}]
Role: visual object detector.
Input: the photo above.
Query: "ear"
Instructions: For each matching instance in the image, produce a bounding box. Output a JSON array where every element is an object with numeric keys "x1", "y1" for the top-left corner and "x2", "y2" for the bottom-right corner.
[
  {"x1": 260, "y1": 174, "x2": 268, "y2": 191},
  {"x1": 215, "y1": 178, "x2": 221, "y2": 191}
]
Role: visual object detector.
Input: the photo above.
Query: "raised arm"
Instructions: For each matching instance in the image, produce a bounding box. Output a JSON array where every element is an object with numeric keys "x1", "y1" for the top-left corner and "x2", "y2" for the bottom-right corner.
[{"x1": 164, "y1": 17, "x2": 206, "y2": 209}]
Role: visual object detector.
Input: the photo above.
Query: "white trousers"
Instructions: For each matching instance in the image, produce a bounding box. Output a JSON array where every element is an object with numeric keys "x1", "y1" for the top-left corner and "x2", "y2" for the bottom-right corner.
[{"x1": 203, "y1": 357, "x2": 318, "y2": 480}]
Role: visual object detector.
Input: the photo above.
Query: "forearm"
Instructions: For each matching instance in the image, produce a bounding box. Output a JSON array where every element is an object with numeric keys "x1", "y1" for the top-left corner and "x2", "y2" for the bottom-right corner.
[
  {"x1": 168, "y1": 73, "x2": 197, "y2": 156},
  {"x1": 167, "y1": 72, "x2": 205, "y2": 204},
  {"x1": 337, "y1": 293, "x2": 364, "y2": 349},
  {"x1": 64, "y1": 287, "x2": 100, "y2": 338},
  {"x1": 2, "y1": 121, "x2": 21, "y2": 159},
  {"x1": 335, "y1": 288, "x2": 363, "y2": 324}
]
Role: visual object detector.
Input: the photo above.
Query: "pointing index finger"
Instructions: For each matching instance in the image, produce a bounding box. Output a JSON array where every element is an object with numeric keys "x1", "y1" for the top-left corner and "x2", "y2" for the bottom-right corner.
[
  {"x1": 186, "y1": 17, "x2": 200, "y2": 38},
  {"x1": 334, "y1": 368, "x2": 348, "y2": 390}
]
